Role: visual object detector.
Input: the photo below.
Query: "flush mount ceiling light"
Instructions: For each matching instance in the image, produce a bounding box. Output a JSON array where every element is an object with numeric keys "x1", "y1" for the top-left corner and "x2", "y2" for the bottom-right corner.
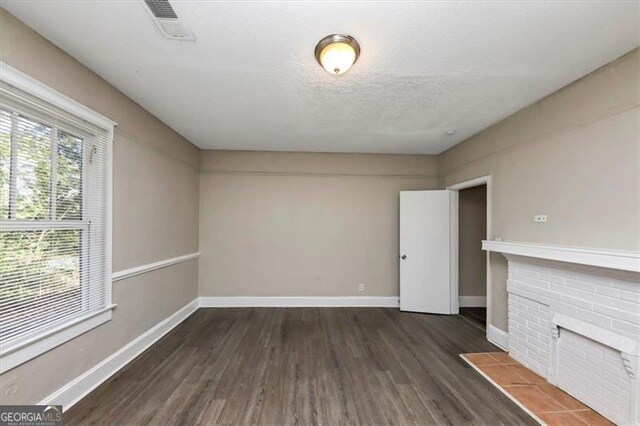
[{"x1": 315, "y1": 34, "x2": 361, "y2": 75}]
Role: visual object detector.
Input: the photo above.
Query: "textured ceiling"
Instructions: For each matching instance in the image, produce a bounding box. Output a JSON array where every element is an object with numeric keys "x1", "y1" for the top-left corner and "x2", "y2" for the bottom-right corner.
[{"x1": 3, "y1": 1, "x2": 638, "y2": 154}]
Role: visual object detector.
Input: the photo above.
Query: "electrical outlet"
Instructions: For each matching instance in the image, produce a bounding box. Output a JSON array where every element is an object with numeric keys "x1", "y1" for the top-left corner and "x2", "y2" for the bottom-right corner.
[
  {"x1": 534, "y1": 215, "x2": 547, "y2": 223},
  {"x1": 358, "y1": 283, "x2": 365, "y2": 292}
]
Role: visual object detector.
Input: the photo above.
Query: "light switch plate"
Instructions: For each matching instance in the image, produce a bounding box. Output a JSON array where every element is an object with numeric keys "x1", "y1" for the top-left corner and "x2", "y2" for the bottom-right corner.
[{"x1": 534, "y1": 215, "x2": 547, "y2": 223}]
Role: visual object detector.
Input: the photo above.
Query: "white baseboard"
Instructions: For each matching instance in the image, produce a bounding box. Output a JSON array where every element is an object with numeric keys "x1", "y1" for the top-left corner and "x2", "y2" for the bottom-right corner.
[
  {"x1": 199, "y1": 296, "x2": 400, "y2": 308},
  {"x1": 39, "y1": 298, "x2": 199, "y2": 411},
  {"x1": 487, "y1": 324, "x2": 509, "y2": 351},
  {"x1": 459, "y1": 296, "x2": 487, "y2": 307}
]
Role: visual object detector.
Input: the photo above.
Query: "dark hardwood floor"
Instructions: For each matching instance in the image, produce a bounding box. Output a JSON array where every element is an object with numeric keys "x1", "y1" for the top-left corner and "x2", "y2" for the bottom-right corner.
[
  {"x1": 65, "y1": 308, "x2": 534, "y2": 425},
  {"x1": 459, "y1": 307, "x2": 487, "y2": 329}
]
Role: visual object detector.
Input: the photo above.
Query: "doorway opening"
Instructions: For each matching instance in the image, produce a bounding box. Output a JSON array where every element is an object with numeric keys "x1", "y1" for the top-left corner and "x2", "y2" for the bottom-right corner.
[
  {"x1": 458, "y1": 184, "x2": 487, "y2": 327},
  {"x1": 447, "y1": 176, "x2": 492, "y2": 336}
]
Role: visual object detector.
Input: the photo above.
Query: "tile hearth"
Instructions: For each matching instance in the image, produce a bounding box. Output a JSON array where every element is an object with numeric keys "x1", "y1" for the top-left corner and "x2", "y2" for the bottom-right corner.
[{"x1": 462, "y1": 352, "x2": 614, "y2": 426}]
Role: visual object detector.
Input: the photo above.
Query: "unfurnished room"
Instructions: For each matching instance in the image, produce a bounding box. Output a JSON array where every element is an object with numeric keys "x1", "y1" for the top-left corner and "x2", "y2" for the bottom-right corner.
[{"x1": 0, "y1": 1, "x2": 638, "y2": 425}]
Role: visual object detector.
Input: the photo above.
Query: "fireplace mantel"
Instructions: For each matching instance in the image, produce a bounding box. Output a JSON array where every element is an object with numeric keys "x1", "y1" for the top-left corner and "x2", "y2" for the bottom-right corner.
[{"x1": 482, "y1": 240, "x2": 640, "y2": 273}]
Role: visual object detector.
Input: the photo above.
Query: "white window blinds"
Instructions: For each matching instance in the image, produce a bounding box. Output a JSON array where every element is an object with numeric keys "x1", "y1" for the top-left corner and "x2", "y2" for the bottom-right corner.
[{"x1": 0, "y1": 79, "x2": 112, "y2": 357}]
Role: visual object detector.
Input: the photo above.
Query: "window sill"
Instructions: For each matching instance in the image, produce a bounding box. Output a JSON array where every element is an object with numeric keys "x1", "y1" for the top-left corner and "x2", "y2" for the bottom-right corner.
[{"x1": 0, "y1": 304, "x2": 116, "y2": 374}]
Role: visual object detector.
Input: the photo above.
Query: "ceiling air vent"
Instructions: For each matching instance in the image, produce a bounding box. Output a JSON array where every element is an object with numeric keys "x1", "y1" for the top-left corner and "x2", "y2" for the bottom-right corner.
[{"x1": 142, "y1": 0, "x2": 195, "y2": 41}]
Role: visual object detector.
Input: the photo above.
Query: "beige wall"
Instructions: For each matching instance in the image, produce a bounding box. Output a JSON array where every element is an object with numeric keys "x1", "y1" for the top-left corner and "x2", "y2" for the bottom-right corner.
[
  {"x1": 0, "y1": 10, "x2": 200, "y2": 404},
  {"x1": 439, "y1": 49, "x2": 640, "y2": 330},
  {"x1": 458, "y1": 185, "x2": 487, "y2": 298},
  {"x1": 199, "y1": 151, "x2": 437, "y2": 297}
]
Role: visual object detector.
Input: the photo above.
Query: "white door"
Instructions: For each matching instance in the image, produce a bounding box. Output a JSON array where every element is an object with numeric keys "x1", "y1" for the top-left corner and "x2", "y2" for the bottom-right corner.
[{"x1": 399, "y1": 190, "x2": 455, "y2": 314}]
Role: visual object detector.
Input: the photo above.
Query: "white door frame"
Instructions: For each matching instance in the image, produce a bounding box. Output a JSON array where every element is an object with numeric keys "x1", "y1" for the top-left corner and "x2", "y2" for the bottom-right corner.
[{"x1": 446, "y1": 176, "x2": 493, "y2": 338}]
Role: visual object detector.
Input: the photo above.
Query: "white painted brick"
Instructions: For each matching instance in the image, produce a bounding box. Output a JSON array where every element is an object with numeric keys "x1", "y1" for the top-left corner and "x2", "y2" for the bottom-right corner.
[
  {"x1": 572, "y1": 307, "x2": 613, "y2": 328},
  {"x1": 527, "y1": 338, "x2": 549, "y2": 352},
  {"x1": 561, "y1": 294, "x2": 593, "y2": 310},
  {"x1": 522, "y1": 311, "x2": 541, "y2": 324},
  {"x1": 519, "y1": 276, "x2": 552, "y2": 289},
  {"x1": 596, "y1": 285, "x2": 621, "y2": 298},
  {"x1": 619, "y1": 289, "x2": 640, "y2": 303},
  {"x1": 610, "y1": 279, "x2": 640, "y2": 293},
  {"x1": 553, "y1": 268, "x2": 578, "y2": 279},
  {"x1": 593, "y1": 304, "x2": 623, "y2": 319},
  {"x1": 506, "y1": 258, "x2": 639, "y2": 425},
  {"x1": 551, "y1": 283, "x2": 576, "y2": 296},
  {"x1": 617, "y1": 299, "x2": 640, "y2": 313},
  {"x1": 515, "y1": 262, "x2": 547, "y2": 273},
  {"x1": 573, "y1": 288, "x2": 612, "y2": 306},
  {"x1": 611, "y1": 319, "x2": 640, "y2": 336},
  {"x1": 620, "y1": 311, "x2": 639, "y2": 325},
  {"x1": 538, "y1": 272, "x2": 564, "y2": 285},
  {"x1": 575, "y1": 272, "x2": 612, "y2": 286},
  {"x1": 529, "y1": 322, "x2": 549, "y2": 336},
  {"x1": 587, "y1": 353, "x2": 607, "y2": 366},
  {"x1": 565, "y1": 278, "x2": 597, "y2": 292},
  {"x1": 557, "y1": 330, "x2": 631, "y2": 425},
  {"x1": 518, "y1": 269, "x2": 540, "y2": 279},
  {"x1": 521, "y1": 296, "x2": 542, "y2": 308}
]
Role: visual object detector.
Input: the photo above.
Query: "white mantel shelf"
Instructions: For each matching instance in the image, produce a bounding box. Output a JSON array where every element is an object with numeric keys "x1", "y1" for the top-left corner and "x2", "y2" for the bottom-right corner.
[{"x1": 482, "y1": 240, "x2": 640, "y2": 273}]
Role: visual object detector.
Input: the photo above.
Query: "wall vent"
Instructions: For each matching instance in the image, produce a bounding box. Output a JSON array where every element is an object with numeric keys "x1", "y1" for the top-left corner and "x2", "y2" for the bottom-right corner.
[{"x1": 142, "y1": 0, "x2": 195, "y2": 41}]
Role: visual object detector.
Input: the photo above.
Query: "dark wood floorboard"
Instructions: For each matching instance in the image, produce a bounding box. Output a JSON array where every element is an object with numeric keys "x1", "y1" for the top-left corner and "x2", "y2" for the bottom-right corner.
[
  {"x1": 459, "y1": 307, "x2": 487, "y2": 329},
  {"x1": 64, "y1": 308, "x2": 535, "y2": 425}
]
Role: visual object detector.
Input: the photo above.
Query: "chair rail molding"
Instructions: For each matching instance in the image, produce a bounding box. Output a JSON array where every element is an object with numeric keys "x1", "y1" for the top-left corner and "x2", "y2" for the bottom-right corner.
[{"x1": 112, "y1": 252, "x2": 201, "y2": 282}]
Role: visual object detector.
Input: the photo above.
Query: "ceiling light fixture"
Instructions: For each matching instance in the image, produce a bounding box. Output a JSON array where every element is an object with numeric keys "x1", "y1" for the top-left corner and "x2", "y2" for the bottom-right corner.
[{"x1": 315, "y1": 34, "x2": 361, "y2": 75}]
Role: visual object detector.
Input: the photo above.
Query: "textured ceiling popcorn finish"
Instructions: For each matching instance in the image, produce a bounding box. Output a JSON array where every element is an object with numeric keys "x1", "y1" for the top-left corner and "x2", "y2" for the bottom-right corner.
[{"x1": 4, "y1": 1, "x2": 638, "y2": 154}]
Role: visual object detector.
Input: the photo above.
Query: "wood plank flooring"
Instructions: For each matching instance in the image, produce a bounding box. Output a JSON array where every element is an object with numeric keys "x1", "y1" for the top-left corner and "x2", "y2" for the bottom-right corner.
[
  {"x1": 459, "y1": 307, "x2": 487, "y2": 329},
  {"x1": 65, "y1": 308, "x2": 536, "y2": 425}
]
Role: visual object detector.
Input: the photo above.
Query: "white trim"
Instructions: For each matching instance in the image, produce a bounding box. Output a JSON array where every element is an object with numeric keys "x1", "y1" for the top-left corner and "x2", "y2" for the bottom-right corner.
[
  {"x1": 8, "y1": 111, "x2": 18, "y2": 218},
  {"x1": 447, "y1": 175, "x2": 493, "y2": 342},
  {"x1": 50, "y1": 127, "x2": 58, "y2": 219},
  {"x1": 39, "y1": 298, "x2": 199, "y2": 411},
  {"x1": 0, "y1": 219, "x2": 88, "y2": 230},
  {"x1": 450, "y1": 190, "x2": 459, "y2": 314},
  {"x1": 459, "y1": 296, "x2": 487, "y2": 308},
  {"x1": 447, "y1": 176, "x2": 493, "y2": 192},
  {"x1": 460, "y1": 354, "x2": 544, "y2": 425},
  {"x1": 198, "y1": 296, "x2": 400, "y2": 308},
  {"x1": 482, "y1": 240, "x2": 640, "y2": 273},
  {"x1": 112, "y1": 252, "x2": 201, "y2": 282},
  {"x1": 105, "y1": 120, "x2": 114, "y2": 309},
  {"x1": 487, "y1": 324, "x2": 509, "y2": 351},
  {"x1": 552, "y1": 313, "x2": 639, "y2": 356},
  {"x1": 0, "y1": 305, "x2": 115, "y2": 374},
  {"x1": 0, "y1": 62, "x2": 117, "y2": 130},
  {"x1": 0, "y1": 63, "x2": 117, "y2": 375}
]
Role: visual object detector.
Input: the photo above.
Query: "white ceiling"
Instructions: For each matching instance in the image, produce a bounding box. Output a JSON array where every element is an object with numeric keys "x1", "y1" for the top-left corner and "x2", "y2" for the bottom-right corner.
[{"x1": 3, "y1": 1, "x2": 638, "y2": 154}]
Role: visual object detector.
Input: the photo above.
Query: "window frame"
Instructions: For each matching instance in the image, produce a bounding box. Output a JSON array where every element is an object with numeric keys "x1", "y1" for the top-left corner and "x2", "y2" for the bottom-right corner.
[{"x1": 0, "y1": 62, "x2": 116, "y2": 374}]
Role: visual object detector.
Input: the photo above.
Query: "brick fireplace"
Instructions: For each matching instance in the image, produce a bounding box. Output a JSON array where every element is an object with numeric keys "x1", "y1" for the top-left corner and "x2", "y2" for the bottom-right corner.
[{"x1": 483, "y1": 241, "x2": 639, "y2": 425}]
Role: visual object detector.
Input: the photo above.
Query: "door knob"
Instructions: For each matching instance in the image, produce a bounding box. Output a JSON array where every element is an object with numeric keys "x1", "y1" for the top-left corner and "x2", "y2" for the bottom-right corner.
[{"x1": 401, "y1": 255, "x2": 407, "y2": 260}]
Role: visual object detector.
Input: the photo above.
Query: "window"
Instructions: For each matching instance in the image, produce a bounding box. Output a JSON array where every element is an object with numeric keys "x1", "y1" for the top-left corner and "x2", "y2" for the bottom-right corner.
[{"x1": 0, "y1": 65, "x2": 114, "y2": 373}]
